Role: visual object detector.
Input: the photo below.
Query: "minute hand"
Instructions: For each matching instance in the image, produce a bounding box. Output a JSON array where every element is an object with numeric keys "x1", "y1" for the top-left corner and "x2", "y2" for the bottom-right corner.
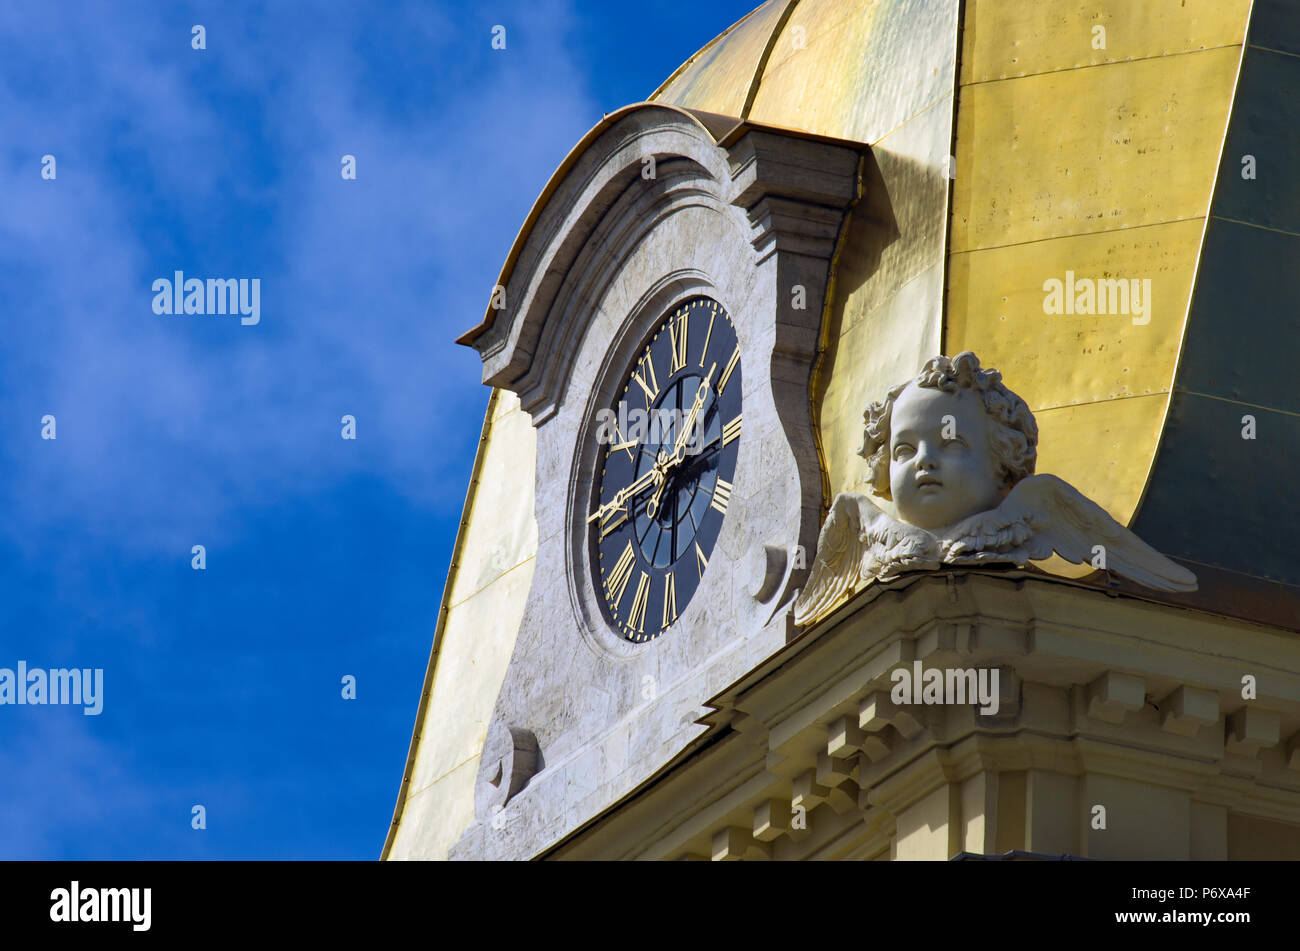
[
  {"x1": 646, "y1": 364, "x2": 718, "y2": 519},
  {"x1": 669, "y1": 362, "x2": 716, "y2": 463},
  {"x1": 587, "y1": 465, "x2": 660, "y2": 525}
]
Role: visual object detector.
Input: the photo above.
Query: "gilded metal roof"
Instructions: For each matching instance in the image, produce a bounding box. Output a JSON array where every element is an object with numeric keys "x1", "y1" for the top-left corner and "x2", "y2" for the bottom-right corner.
[
  {"x1": 1133, "y1": 8, "x2": 1300, "y2": 602},
  {"x1": 654, "y1": 0, "x2": 1297, "y2": 618}
]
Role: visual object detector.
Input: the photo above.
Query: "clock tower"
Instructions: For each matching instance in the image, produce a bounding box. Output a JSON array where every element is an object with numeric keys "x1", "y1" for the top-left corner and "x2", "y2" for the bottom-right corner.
[
  {"x1": 386, "y1": 0, "x2": 1300, "y2": 862},
  {"x1": 445, "y1": 104, "x2": 861, "y2": 859}
]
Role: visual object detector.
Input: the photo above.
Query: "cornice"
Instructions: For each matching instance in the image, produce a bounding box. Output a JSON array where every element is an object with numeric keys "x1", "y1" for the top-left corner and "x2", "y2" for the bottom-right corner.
[{"x1": 546, "y1": 571, "x2": 1300, "y2": 860}]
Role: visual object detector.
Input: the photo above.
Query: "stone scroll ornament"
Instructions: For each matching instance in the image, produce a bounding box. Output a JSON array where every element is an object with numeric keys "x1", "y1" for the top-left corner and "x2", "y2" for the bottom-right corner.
[{"x1": 793, "y1": 352, "x2": 1197, "y2": 627}]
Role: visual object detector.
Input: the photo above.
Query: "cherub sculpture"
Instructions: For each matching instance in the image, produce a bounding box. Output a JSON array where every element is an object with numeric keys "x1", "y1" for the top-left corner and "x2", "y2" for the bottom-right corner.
[{"x1": 793, "y1": 352, "x2": 1196, "y2": 626}]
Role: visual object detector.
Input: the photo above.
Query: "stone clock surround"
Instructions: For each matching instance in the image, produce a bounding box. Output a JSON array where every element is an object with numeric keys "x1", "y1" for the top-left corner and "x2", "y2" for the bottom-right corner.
[{"x1": 454, "y1": 104, "x2": 863, "y2": 860}]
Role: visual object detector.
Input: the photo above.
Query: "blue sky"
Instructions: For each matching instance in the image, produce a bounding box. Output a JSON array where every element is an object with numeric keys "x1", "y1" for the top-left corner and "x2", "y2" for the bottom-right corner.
[{"x1": 0, "y1": 0, "x2": 754, "y2": 859}]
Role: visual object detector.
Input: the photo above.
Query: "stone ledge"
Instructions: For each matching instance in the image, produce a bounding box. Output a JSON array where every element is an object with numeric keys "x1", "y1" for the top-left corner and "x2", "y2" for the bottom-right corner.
[{"x1": 543, "y1": 571, "x2": 1300, "y2": 860}]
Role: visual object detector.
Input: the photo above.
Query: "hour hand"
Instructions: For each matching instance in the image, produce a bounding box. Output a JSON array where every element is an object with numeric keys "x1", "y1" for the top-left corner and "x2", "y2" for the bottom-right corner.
[{"x1": 646, "y1": 471, "x2": 669, "y2": 520}]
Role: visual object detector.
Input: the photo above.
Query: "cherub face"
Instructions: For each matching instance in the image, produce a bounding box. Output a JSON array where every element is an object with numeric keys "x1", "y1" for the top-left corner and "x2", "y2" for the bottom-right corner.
[{"x1": 888, "y1": 383, "x2": 1007, "y2": 530}]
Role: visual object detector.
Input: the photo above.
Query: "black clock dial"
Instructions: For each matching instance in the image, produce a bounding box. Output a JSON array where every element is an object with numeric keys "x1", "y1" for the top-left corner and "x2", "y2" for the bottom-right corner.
[{"x1": 590, "y1": 297, "x2": 742, "y2": 643}]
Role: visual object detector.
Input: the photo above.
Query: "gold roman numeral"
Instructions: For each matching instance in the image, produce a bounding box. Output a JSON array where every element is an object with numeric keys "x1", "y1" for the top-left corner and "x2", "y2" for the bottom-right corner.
[
  {"x1": 722, "y1": 413, "x2": 742, "y2": 447},
  {"x1": 661, "y1": 571, "x2": 677, "y2": 629},
  {"x1": 609, "y1": 437, "x2": 637, "y2": 462},
  {"x1": 694, "y1": 541, "x2": 708, "y2": 579},
  {"x1": 628, "y1": 571, "x2": 651, "y2": 634},
  {"x1": 718, "y1": 345, "x2": 740, "y2": 395},
  {"x1": 609, "y1": 409, "x2": 636, "y2": 461},
  {"x1": 631, "y1": 350, "x2": 660, "y2": 408},
  {"x1": 669, "y1": 312, "x2": 688, "y2": 374},
  {"x1": 699, "y1": 310, "x2": 716, "y2": 368},
  {"x1": 605, "y1": 542, "x2": 636, "y2": 607},
  {"x1": 711, "y1": 478, "x2": 733, "y2": 515}
]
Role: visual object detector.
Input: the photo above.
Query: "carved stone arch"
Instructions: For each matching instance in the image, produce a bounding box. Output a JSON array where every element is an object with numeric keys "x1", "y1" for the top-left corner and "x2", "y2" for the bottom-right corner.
[
  {"x1": 471, "y1": 105, "x2": 736, "y2": 420},
  {"x1": 514, "y1": 152, "x2": 736, "y2": 422}
]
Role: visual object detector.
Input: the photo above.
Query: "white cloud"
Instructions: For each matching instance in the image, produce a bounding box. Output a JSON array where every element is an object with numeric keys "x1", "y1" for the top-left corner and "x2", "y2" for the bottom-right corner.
[{"x1": 0, "y1": 0, "x2": 597, "y2": 555}]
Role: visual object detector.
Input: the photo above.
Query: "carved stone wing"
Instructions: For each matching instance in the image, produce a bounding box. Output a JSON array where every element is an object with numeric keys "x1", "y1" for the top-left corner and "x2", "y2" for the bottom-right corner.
[
  {"x1": 793, "y1": 492, "x2": 938, "y2": 627},
  {"x1": 945, "y1": 474, "x2": 1198, "y2": 592}
]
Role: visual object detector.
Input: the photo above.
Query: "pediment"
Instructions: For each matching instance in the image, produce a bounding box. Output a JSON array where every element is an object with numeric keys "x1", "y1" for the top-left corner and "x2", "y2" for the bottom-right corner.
[{"x1": 458, "y1": 103, "x2": 862, "y2": 422}]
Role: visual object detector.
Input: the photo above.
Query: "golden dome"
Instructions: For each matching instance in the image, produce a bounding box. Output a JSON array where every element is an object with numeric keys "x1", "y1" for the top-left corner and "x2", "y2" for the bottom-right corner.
[
  {"x1": 651, "y1": 0, "x2": 957, "y2": 147},
  {"x1": 651, "y1": 0, "x2": 1295, "y2": 623}
]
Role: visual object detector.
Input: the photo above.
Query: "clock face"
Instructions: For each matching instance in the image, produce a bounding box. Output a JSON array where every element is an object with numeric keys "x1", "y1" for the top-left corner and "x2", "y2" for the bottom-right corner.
[{"x1": 589, "y1": 297, "x2": 742, "y2": 643}]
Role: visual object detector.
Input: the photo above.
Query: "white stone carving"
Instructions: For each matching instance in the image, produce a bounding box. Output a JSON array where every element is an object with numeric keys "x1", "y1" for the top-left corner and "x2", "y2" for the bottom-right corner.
[{"x1": 794, "y1": 352, "x2": 1197, "y2": 626}]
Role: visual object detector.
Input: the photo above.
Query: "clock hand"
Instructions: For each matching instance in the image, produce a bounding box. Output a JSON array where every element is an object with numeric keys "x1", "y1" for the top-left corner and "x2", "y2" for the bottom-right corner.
[
  {"x1": 645, "y1": 451, "x2": 673, "y2": 519},
  {"x1": 666, "y1": 362, "x2": 717, "y2": 468},
  {"x1": 592, "y1": 363, "x2": 720, "y2": 527},
  {"x1": 647, "y1": 364, "x2": 717, "y2": 519},
  {"x1": 587, "y1": 458, "x2": 664, "y2": 525}
]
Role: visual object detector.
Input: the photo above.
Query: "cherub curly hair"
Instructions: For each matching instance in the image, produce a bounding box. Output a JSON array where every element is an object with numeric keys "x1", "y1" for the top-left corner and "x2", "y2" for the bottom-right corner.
[{"x1": 858, "y1": 352, "x2": 1038, "y2": 500}]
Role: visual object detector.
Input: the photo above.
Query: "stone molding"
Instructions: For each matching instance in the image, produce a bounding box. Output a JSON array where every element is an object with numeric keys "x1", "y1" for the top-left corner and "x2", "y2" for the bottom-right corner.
[
  {"x1": 463, "y1": 106, "x2": 860, "y2": 424},
  {"x1": 545, "y1": 572, "x2": 1300, "y2": 861}
]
